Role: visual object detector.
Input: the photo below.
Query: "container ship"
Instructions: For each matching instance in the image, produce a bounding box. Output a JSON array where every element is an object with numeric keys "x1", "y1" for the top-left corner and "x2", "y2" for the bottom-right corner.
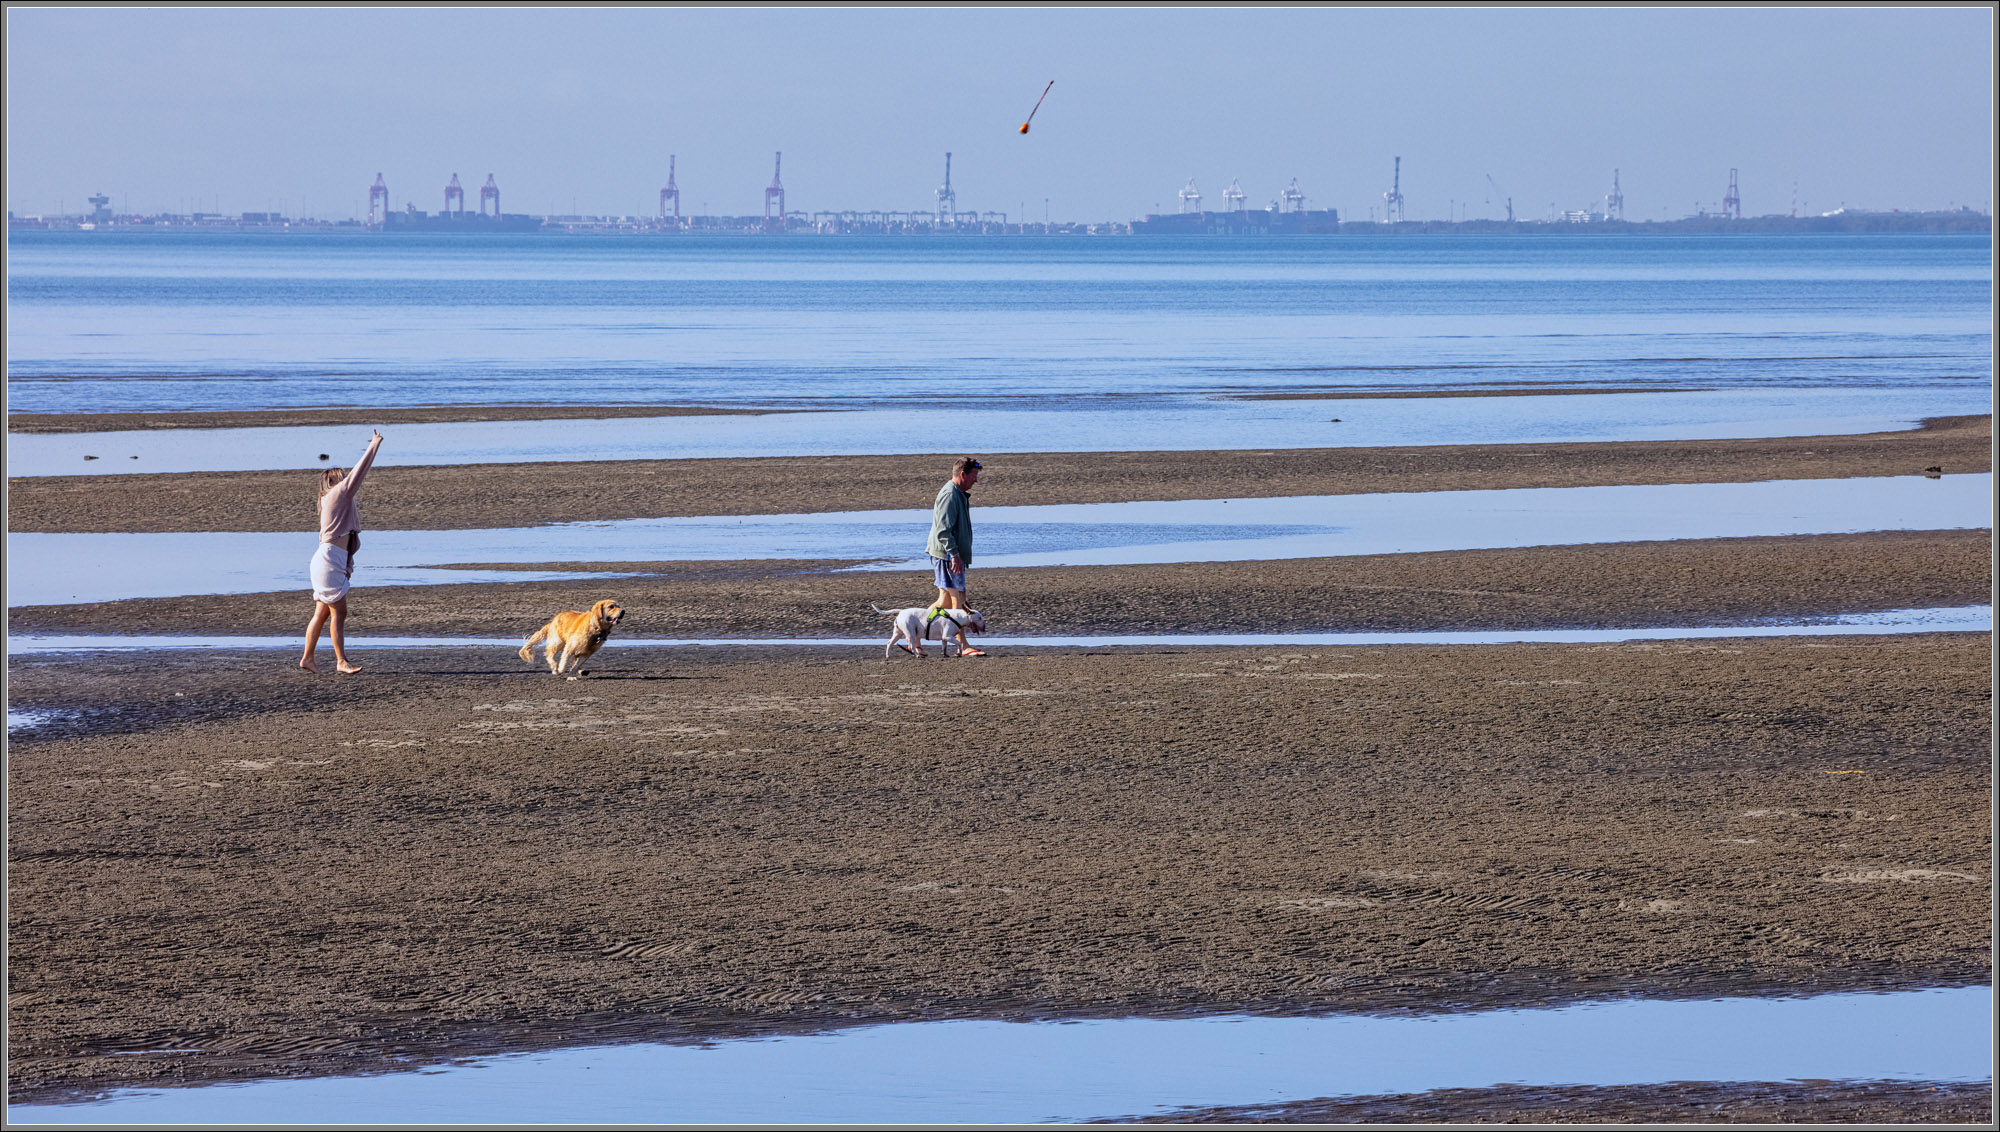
[
  {"x1": 380, "y1": 208, "x2": 542, "y2": 233},
  {"x1": 1130, "y1": 208, "x2": 1339, "y2": 235}
]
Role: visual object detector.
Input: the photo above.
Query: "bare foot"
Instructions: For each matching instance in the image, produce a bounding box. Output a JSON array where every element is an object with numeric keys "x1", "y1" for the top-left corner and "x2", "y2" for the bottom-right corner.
[
  {"x1": 298, "y1": 657, "x2": 319, "y2": 674},
  {"x1": 337, "y1": 661, "x2": 363, "y2": 675}
]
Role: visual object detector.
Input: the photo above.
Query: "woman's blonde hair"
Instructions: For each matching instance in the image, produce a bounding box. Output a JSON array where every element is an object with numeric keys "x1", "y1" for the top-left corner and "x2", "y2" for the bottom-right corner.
[{"x1": 318, "y1": 467, "x2": 346, "y2": 507}]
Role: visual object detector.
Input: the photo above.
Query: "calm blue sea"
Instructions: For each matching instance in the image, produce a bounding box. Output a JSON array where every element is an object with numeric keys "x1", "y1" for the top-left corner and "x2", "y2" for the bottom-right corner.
[{"x1": 5, "y1": 231, "x2": 1990, "y2": 415}]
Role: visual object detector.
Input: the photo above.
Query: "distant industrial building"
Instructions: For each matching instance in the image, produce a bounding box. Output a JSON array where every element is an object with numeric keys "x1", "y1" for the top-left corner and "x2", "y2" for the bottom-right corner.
[
  {"x1": 1131, "y1": 175, "x2": 1337, "y2": 234},
  {"x1": 369, "y1": 173, "x2": 541, "y2": 232}
]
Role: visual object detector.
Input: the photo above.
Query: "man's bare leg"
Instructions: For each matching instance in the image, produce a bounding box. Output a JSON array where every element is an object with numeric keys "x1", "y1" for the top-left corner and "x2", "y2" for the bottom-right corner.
[{"x1": 953, "y1": 627, "x2": 985, "y2": 657}]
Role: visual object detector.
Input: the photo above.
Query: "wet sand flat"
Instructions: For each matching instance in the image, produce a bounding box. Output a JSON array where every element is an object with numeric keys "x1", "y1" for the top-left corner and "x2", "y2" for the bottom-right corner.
[
  {"x1": 7, "y1": 633, "x2": 1989, "y2": 1102},
  {"x1": 1127, "y1": 1079, "x2": 1994, "y2": 1124},
  {"x1": 9, "y1": 530, "x2": 1988, "y2": 640},
  {"x1": 8, "y1": 415, "x2": 1987, "y2": 533}
]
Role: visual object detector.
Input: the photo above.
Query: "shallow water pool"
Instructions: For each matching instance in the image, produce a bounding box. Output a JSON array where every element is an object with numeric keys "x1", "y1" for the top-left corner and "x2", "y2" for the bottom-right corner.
[
  {"x1": 6, "y1": 605, "x2": 1991, "y2": 657},
  {"x1": 13, "y1": 986, "x2": 1989, "y2": 1124},
  {"x1": 6, "y1": 474, "x2": 1989, "y2": 607},
  {"x1": 6, "y1": 388, "x2": 1993, "y2": 478}
]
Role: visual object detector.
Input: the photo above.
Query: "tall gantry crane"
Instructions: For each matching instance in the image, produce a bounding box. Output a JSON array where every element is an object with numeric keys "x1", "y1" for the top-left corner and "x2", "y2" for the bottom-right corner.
[
  {"x1": 1722, "y1": 169, "x2": 1741, "y2": 220},
  {"x1": 367, "y1": 174, "x2": 389, "y2": 227},
  {"x1": 936, "y1": 152, "x2": 956, "y2": 227},
  {"x1": 1484, "y1": 173, "x2": 1514, "y2": 222},
  {"x1": 1178, "y1": 178, "x2": 1202, "y2": 213},
  {"x1": 1605, "y1": 169, "x2": 1624, "y2": 221},
  {"x1": 764, "y1": 152, "x2": 785, "y2": 231},
  {"x1": 480, "y1": 174, "x2": 500, "y2": 217},
  {"x1": 1281, "y1": 178, "x2": 1306, "y2": 213},
  {"x1": 660, "y1": 156, "x2": 680, "y2": 222},
  {"x1": 1223, "y1": 178, "x2": 1247, "y2": 211},
  {"x1": 1383, "y1": 157, "x2": 1405, "y2": 223},
  {"x1": 444, "y1": 174, "x2": 465, "y2": 216}
]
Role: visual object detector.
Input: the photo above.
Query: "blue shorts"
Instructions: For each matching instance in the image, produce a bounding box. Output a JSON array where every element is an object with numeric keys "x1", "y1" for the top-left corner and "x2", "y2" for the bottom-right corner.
[{"x1": 931, "y1": 556, "x2": 966, "y2": 592}]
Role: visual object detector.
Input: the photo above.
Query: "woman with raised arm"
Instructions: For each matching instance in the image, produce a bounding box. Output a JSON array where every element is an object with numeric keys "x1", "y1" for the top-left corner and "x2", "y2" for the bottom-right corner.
[{"x1": 300, "y1": 429, "x2": 383, "y2": 675}]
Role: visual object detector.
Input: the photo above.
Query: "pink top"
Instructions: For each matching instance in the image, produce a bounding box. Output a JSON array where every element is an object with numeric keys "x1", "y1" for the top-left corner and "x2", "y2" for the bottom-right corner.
[{"x1": 319, "y1": 435, "x2": 382, "y2": 544}]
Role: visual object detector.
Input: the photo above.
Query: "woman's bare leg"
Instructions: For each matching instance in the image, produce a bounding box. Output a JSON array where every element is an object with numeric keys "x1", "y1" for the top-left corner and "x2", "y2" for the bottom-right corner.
[
  {"x1": 329, "y1": 597, "x2": 361, "y2": 673},
  {"x1": 300, "y1": 601, "x2": 330, "y2": 672}
]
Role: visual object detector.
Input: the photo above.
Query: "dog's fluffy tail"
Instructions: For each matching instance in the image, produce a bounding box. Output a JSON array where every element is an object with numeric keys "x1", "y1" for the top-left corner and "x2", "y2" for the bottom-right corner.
[{"x1": 519, "y1": 624, "x2": 550, "y2": 664}]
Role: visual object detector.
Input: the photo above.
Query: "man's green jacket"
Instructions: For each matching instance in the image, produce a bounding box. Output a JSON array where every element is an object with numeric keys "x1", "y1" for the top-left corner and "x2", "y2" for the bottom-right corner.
[{"x1": 927, "y1": 481, "x2": 972, "y2": 564}]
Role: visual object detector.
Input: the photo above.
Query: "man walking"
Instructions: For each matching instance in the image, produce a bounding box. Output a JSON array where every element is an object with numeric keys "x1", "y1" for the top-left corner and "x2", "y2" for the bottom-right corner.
[{"x1": 927, "y1": 457, "x2": 982, "y2": 653}]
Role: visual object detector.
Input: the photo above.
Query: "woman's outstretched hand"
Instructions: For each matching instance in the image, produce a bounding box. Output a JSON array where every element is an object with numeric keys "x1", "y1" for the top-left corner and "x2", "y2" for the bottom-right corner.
[{"x1": 371, "y1": 429, "x2": 383, "y2": 444}]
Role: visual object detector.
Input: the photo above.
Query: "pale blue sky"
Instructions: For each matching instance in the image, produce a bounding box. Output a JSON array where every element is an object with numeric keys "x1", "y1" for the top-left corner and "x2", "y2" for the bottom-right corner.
[{"x1": 6, "y1": 7, "x2": 1992, "y2": 221}]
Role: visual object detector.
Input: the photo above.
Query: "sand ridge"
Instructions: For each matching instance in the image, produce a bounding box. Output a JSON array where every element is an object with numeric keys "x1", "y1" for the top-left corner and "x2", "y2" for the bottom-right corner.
[
  {"x1": 6, "y1": 530, "x2": 1990, "y2": 640},
  {"x1": 7, "y1": 415, "x2": 1987, "y2": 533}
]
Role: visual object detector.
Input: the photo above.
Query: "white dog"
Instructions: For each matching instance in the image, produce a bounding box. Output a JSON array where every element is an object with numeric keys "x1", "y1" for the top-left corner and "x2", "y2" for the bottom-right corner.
[{"x1": 873, "y1": 605, "x2": 988, "y2": 658}]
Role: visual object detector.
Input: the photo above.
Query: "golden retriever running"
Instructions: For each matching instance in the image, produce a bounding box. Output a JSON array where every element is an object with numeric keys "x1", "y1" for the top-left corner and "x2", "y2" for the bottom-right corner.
[{"x1": 520, "y1": 600, "x2": 625, "y2": 679}]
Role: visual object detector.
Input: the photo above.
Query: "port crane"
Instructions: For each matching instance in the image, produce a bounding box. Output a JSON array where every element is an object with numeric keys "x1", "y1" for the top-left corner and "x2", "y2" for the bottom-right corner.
[
  {"x1": 1223, "y1": 178, "x2": 1247, "y2": 212},
  {"x1": 367, "y1": 174, "x2": 389, "y2": 227},
  {"x1": 764, "y1": 151, "x2": 785, "y2": 231},
  {"x1": 936, "y1": 153, "x2": 956, "y2": 227},
  {"x1": 444, "y1": 174, "x2": 465, "y2": 216},
  {"x1": 1281, "y1": 178, "x2": 1306, "y2": 213},
  {"x1": 1605, "y1": 169, "x2": 1624, "y2": 221},
  {"x1": 1178, "y1": 178, "x2": 1202, "y2": 213},
  {"x1": 480, "y1": 174, "x2": 500, "y2": 217},
  {"x1": 659, "y1": 157, "x2": 679, "y2": 223},
  {"x1": 1484, "y1": 173, "x2": 1514, "y2": 223},
  {"x1": 1383, "y1": 157, "x2": 1405, "y2": 223}
]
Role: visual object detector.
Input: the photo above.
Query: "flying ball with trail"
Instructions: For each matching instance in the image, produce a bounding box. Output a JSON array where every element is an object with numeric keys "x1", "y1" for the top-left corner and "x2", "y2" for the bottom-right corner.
[{"x1": 1019, "y1": 80, "x2": 1054, "y2": 135}]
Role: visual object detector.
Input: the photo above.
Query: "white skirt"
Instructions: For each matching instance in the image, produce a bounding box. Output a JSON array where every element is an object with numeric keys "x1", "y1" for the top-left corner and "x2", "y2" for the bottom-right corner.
[{"x1": 310, "y1": 543, "x2": 352, "y2": 604}]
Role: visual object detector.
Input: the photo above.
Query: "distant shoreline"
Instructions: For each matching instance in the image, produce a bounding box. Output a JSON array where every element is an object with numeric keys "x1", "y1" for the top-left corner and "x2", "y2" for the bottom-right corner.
[{"x1": 7, "y1": 211, "x2": 1989, "y2": 236}]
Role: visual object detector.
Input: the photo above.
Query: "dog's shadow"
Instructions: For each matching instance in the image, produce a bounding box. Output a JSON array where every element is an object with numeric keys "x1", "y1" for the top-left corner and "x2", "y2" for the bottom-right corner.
[
  {"x1": 406, "y1": 668, "x2": 717, "y2": 681},
  {"x1": 561, "y1": 671, "x2": 712, "y2": 682}
]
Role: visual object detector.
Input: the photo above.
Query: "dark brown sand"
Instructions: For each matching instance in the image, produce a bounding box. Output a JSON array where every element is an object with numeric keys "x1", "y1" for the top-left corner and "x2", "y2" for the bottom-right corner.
[
  {"x1": 8, "y1": 531, "x2": 1989, "y2": 640},
  {"x1": 1124, "y1": 1079, "x2": 1994, "y2": 1124},
  {"x1": 4, "y1": 403, "x2": 785, "y2": 434},
  {"x1": 8, "y1": 415, "x2": 1986, "y2": 533},
  {"x1": 8, "y1": 634, "x2": 1989, "y2": 1102}
]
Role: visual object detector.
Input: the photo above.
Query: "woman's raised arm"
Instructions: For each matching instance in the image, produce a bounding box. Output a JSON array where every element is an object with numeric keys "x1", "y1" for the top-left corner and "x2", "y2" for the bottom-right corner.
[{"x1": 343, "y1": 430, "x2": 384, "y2": 494}]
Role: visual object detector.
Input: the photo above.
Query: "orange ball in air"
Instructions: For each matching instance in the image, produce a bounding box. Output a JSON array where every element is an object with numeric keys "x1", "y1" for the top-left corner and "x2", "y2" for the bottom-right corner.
[{"x1": 1019, "y1": 123, "x2": 1030, "y2": 134}]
